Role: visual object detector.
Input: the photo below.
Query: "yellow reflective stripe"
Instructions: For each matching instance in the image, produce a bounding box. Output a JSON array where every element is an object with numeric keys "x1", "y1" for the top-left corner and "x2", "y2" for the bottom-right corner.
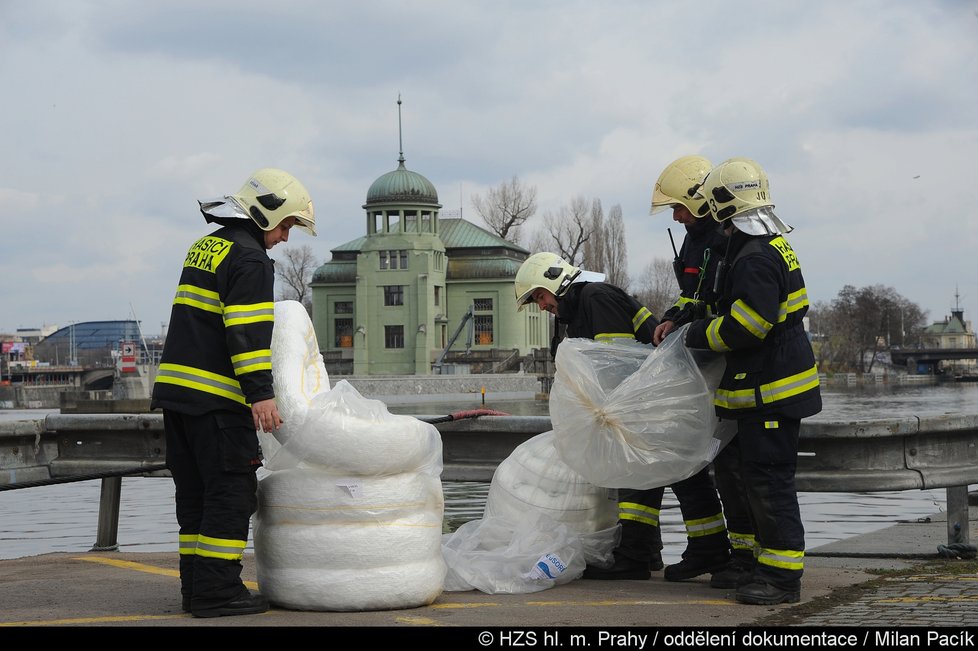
[
  {"x1": 685, "y1": 513, "x2": 726, "y2": 538},
  {"x1": 706, "y1": 317, "x2": 730, "y2": 352},
  {"x1": 196, "y1": 534, "x2": 246, "y2": 561},
  {"x1": 230, "y1": 349, "x2": 272, "y2": 376},
  {"x1": 632, "y1": 307, "x2": 653, "y2": 332},
  {"x1": 619, "y1": 502, "x2": 660, "y2": 527},
  {"x1": 224, "y1": 302, "x2": 274, "y2": 327},
  {"x1": 760, "y1": 365, "x2": 820, "y2": 405},
  {"x1": 156, "y1": 363, "x2": 247, "y2": 405},
  {"x1": 179, "y1": 533, "x2": 198, "y2": 556},
  {"x1": 757, "y1": 547, "x2": 804, "y2": 571},
  {"x1": 730, "y1": 299, "x2": 771, "y2": 340},
  {"x1": 728, "y1": 531, "x2": 756, "y2": 552},
  {"x1": 764, "y1": 420, "x2": 780, "y2": 429},
  {"x1": 674, "y1": 296, "x2": 694, "y2": 310},
  {"x1": 785, "y1": 287, "x2": 808, "y2": 313},
  {"x1": 173, "y1": 284, "x2": 223, "y2": 315},
  {"x1": 715, "y1": 387, "x2": 756, "y2": 410},
  {"x1": 595, "y1": 332, "x2": 636, "y2": 341}
]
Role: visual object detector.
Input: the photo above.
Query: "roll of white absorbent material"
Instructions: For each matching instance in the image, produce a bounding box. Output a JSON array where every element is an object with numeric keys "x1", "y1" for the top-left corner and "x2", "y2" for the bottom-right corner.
[
  {"x1": 266, "y1": 380, "x2": 443, "y2": 476},
  {"x1": 257, "y1": 559, "x2": 446, "y2": 612},
  {"x1": 256, "y1": 468, "x2": 444, "y2": 527},
  {"x1": 484, "y1": 431, "x2": 617, "y2": 533},
  {"x1": 270, "y1": 300, "x2": 330, "y2": 428}
]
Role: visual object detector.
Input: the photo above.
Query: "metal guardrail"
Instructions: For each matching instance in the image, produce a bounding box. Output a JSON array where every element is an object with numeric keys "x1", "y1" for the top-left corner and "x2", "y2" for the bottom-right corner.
[{"x1": 2, "y1": 412, "x2": 976, "y2": 551}]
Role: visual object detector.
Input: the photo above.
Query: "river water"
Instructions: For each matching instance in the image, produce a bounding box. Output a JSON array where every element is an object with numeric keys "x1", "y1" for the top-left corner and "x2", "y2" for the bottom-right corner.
[{"x1": 1, "y1": 382, "x2": 976, "y2": 563}]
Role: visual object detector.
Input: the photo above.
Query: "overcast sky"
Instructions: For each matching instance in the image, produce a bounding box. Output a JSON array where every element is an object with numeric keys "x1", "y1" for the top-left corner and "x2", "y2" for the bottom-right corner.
[{"x1": 2, "y1": 1, "x2": 977, "y2": 339}]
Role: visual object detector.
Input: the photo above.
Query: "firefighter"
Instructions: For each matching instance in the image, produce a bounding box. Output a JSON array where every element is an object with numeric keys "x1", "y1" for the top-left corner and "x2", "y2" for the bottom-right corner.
[
  {"x1": 151, "y1": 168, "x2": 316, "y2": 617},
  {"x1": 684, "y1": 158, "x2": 821, "y2": 605},
  {"x1": 514, "y1": 252, "x2": 665, "y2": 579},
  {"x1": 639, "y1": 155, "x2": 737, "y2": 586}
]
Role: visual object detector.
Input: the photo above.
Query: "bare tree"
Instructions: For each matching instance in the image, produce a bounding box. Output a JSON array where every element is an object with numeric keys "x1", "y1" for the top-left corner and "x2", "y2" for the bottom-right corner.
[
  {"x1": 633, "y1": 258, "x2": 675, "y2": 321},
  {"x1": 274, "y1": 245, "x2": 319, "y2": 314},
  {"x1": 583, "y1": 199, "x2": 606, "y2": 273},
  {"x1": 470, "y1": 175, "x2": 537, "y2": 244},
  {"x1": 812, "y1": 284, "x2": 927, "y2": 373},
  {"x1": 541, "y1": 195, "x2": 593, "y2": 266},
  {"x1": 602, "y1": 204, "x2": 629, "y2": 290}
]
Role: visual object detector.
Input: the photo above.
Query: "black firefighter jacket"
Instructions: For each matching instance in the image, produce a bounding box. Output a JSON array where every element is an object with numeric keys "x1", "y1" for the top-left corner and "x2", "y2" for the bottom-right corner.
[
  {"x1": 151, "y1": 221, "x2": 276, "y2": 416},
  {"x1": 685, "y1": 230, "x2": 822, "y2": 421},
  {"x1": 558, "y1": 282, "x2": 657, "y2": 345}
]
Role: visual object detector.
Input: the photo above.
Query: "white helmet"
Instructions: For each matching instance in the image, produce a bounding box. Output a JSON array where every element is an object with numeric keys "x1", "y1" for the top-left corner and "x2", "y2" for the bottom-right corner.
[
  {"x1": 514, "y1": 252, "x2": 581, "y2": 311},
  {"x1": 231, "y1": 168, "x2": 317, "y2": 235},
  {"x1": 649, "y1": 155, "x2": 713, "y2": 217},
  {"x1": 697, "y1": 158, "x2": 773, "y2": 223}
]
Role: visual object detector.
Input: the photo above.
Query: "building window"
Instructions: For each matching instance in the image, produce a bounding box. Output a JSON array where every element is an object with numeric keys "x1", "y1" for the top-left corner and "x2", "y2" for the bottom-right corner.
[
  {"x1": 474, "y1": 315, "x2": 493, "y2": 345},
  {"x1": 473, "y1": 297, "x2": 494, "y2": 345},
  {"x1": 434, "y1": 286, "x2": 441, "y2": 307},
  {"x1": 335, "y1": 301, "x2": 353, "y2": 314},
  {"x1": 384, "y1": 285, "x2": 404, "y2": 306},
  {"x1": 380, "y1": 250, "x2": 408, "y2": 270},
  {"x1": 385, "y1": 325, "x2": 404, "y2": 349},
  {"x1": 335, "y1": 319, "x2": 353, "y2": 348}
]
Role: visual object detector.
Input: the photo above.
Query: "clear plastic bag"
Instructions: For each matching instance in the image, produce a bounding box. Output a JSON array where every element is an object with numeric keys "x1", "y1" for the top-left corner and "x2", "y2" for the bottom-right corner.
[
  {"x1": 441, "y1": 512, "x2": 586, "y2": 594},
  {"x1": 549, "y1": 324, "x2": 735, "y2": 489}
]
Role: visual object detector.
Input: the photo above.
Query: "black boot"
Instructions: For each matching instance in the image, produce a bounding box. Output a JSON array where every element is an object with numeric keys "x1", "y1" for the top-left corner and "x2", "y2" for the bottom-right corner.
[
  {"x1": 191, "y1": 589, "x2": 270, "y2": 618},
  {"x1": 663, "y1": 550, "x2": 730, "y2": 582},
  {"x1": 709, "y1": 551, "x2": 755, "y2": 589},
  {"x1": 582, "y1": 552, "x2": 653, "y2": 580},
  {"x1": 735, "y1": 580, "x2": 800, "y2": 605}
]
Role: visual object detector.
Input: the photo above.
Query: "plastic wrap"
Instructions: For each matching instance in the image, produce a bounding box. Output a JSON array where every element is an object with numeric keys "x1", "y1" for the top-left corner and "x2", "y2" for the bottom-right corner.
[
  {"x1": 441, "y1": 512, "x2": 586, "y2": 594},
  {"x1": 549, "y1": 325, "x2": 735, "y2": 489},
  {"x1": 255, "y1": 301, "x2": 446, "y2": 611}
]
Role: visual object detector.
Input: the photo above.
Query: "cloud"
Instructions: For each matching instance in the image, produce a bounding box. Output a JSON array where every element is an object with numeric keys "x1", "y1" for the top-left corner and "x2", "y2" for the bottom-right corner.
[{"x1": 2, "y1": 0, "x2": 977, "y2": 334}]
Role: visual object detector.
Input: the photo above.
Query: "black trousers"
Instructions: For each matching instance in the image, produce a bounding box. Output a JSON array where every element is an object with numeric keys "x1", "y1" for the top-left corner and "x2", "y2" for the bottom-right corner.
[
  {"x1": 713, "y1": 417, "x2": 805, "y2": 589},
  {"x1": 616, "y1": 466, "x2": 728, "y2": 563},
  {"x1": 164, "y1": 409, "x2": 261, "y2": 606}
]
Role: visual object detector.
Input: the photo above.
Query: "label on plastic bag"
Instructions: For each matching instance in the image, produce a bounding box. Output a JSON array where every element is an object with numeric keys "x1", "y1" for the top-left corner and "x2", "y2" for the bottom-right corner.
[
  {"x1": 334, "y1": 479, "x2": 363, "y2": 498},
  {"x1": 525, "y1": 552, "x2": 568, "y2": 581}
]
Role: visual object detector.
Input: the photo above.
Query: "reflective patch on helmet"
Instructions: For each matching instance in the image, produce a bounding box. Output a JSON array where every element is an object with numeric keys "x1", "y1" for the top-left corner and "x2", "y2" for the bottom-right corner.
[
  {"x1": 249, "y1": 206, "x2": 269, "y2": 228},
  {"x1": 728, "y1": 180, "x2": 761, "y2": 192},
  {"x1": 257, "y1": 193, "x2": 286, "y2": 211}
]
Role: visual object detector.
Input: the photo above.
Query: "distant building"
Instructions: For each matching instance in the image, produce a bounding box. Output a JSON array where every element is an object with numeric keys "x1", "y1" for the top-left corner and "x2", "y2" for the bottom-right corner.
[
  {"x1": 310, "y1": 154, "x2": 550, "y2": 376},
  {"x1": 922, "y1": 305, "x2": 977, "y2": 375}
]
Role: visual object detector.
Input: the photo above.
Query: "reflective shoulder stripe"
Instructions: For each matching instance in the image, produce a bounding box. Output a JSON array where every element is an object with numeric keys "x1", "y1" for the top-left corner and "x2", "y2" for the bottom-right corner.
[
  {"x1": 173, "y1": 284, "x2": 223, "y2": 314},
  {"x1": 632, "y1": 306, "x2": 653, "y2": 332},
  {"x1": 231, "y1": 349, "x2": 273, "y2": 376},
  {"x1": 224, "y1": 302, "x2": 275, "y2": 327},
  {"x1": 156, "y1": 363, "x2": 247, "y2": 405},
  {"x1": 730, "y1": 299, "x2": 771, "y2": 340}
]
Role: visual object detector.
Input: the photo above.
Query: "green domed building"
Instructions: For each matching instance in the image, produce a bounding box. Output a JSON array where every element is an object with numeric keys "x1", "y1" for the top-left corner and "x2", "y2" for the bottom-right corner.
[{"x1": 310, "y1": 153, "x2": 549, "y2": 375}]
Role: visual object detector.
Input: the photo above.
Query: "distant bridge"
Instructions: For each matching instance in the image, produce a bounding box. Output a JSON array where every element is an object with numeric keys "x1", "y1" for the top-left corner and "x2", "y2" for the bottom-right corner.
[{"x1": 889, "y1": 348, "x2": 978, "y2": 374}]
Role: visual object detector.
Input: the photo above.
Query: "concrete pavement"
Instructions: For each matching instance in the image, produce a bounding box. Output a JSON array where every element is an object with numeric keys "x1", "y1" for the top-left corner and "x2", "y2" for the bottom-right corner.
[{"x1": 1, "y1": 509, "x2": 976, "y2": 630}]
